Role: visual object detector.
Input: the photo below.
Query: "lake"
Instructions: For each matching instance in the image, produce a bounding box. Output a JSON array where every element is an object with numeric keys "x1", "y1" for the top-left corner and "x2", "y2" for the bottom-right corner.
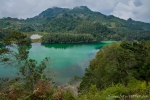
[{"x1": 0, "y1": 42, "x2": 110, "y2": 85}]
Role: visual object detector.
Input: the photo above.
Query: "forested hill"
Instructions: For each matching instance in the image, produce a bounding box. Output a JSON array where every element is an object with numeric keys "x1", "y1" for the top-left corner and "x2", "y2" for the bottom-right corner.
[
  {"x1": 0, "y1": 6, "x2": 150, "y2": 43},
  {"x1": 27, "y1": 6, "x2": 150, "y2": 31}
]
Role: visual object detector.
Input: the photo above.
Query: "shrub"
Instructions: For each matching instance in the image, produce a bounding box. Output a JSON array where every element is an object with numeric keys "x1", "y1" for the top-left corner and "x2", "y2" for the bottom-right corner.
[
  {"x1": 29, "y1": 80, "x2": 52, "y2": 99},
  {"x1": 7, "y1": 82, "x2": 24, "y2": 100}
]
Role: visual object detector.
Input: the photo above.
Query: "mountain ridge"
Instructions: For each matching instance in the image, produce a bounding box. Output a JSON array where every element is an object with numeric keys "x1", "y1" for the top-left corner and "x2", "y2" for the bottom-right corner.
[
  {"x1": 0, "y1": 6, "x2": 150, "y2": 42},
  {"x1": 1, "y1": 6, "x2": 150, "y2": 30}
]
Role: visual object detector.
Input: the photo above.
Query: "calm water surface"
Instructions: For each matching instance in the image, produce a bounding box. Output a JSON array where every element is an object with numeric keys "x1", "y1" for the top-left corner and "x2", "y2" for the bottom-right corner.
[
  {"x1": 29, "y1": 43, "x2": 107, "y2": 84},
  {"x1": 1, "y1": 43, "x2": 109, "y2": 85}
]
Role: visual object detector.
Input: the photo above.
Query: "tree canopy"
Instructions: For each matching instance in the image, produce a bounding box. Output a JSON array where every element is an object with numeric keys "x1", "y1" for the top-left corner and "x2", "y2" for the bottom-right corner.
[{"x1": 79, "y1": 41, "x2": 150, "y2": 93}]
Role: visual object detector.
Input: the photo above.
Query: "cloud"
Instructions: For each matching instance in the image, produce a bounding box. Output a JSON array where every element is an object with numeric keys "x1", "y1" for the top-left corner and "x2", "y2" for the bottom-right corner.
[
  {"x1": 0, "y1": 0, "x2": 117, "y2": 18},
  {"x1": 134, "y1": 0, "x2": 142, "y2": 7},
  {"x1": 111, "y1": 0, "x2": 150, "y2": 22},
  {"x1": 0, "y1": 0, "x2": 149, "y2": 22}
]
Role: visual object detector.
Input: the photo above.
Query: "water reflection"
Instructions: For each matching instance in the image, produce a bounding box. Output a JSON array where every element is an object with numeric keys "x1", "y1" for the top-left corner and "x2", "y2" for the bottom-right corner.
[
  {"x1": 42, "y1": 44, "x2": 79, "y2": 49},
  {"x1": 26, "y1": 45, "x2": 32, "y2": 50},
  {"x1": 1, "y1": 43, "x2": 107, "y2": 85},
  {"x1": 42, "y1": 43, "x2": 104, "y2": 49},
  {"x1": 39, "y1": 43, "x2": 104, "y2": 85},
  {"x1": 48, "y1": 53, "x2": 96, "y2": 85}
]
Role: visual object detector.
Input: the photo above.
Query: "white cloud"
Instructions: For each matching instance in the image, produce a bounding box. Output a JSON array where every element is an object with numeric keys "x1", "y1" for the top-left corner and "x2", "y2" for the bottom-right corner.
[
  {"x1": 0, "y1": 0, "x2": 149, "y2": 22},
  {"x1": 111, "y1": 0, "x2": 150, "y2": 22}
]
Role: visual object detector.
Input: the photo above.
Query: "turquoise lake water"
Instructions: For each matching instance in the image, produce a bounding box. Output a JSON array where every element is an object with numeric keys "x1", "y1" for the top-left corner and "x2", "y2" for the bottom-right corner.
[{"x1": 0, "y1": 42, "x2": 111, "y2": 85}]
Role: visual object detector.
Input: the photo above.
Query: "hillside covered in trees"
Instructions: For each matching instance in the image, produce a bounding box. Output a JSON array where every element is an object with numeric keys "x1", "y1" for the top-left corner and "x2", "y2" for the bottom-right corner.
[
  {"x1": 1, "y1": 32, "x2": 150, "y2": 99},
  {"x1": 0, "y1": 6, "x2": 150, "y2": 43},
  {"x1": 78, "y1": 40, "x2": 150, "y2": 99},
  {"x1": 1, "y1": 6, "x2": 150, "y2": 100}
]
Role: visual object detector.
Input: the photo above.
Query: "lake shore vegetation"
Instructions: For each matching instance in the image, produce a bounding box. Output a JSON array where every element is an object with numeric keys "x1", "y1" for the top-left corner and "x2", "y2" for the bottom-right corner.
[
  {"x1": 0, "y1": 32, "x2": 150, "y2": 99},
  {"x1": 0, "y1": 6, "x2": 150, "y2": 100}
]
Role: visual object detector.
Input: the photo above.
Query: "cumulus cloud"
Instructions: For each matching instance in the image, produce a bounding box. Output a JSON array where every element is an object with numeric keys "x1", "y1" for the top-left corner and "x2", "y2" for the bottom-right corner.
[
  {"x1": 0, "y1": 0, "x2": 149, "y2": 22},
  {"x1": 111, "y1": 0, "x2": 150, "y2": 22}
]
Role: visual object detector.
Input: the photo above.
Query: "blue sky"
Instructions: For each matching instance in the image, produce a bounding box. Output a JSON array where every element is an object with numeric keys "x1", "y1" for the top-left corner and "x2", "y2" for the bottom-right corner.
[{"x1": 0, "y1": 0, "x2": 149, "y2": 22}]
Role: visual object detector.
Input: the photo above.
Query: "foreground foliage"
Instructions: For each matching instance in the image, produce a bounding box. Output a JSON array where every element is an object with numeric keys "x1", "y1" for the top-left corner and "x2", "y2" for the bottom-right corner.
[
  {"x1": 0, "y1": 31, "x2": 77, "y2": 100},
  {"x1": 79, "y1": 79, "x2": 150, "y2": 100},
  {"x1": 1, "y1": 32, "x2": 150, "y2": 100},
  {"x1": 79, "y1": 41, "x2": 150, "y2": 92}
]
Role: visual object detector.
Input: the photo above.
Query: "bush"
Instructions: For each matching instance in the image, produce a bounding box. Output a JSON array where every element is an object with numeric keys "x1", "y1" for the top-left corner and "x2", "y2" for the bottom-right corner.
[{"x1": 29, "y1": 80, "x2": 52, "y2": 99}]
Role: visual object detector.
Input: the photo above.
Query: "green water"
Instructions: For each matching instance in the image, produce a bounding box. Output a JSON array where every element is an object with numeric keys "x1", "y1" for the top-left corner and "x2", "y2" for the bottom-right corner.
[
  {"x1": 0, "y1": 42, "x2": 111, "y2": 85},
  {"x1": 29, "y1": 43, "x2": 107, "y2": 84}
]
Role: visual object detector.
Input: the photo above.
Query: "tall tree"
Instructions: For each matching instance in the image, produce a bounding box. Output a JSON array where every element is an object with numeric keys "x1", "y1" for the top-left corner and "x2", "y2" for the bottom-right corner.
[{"x1": 0, "y1": 31, "x2": 50, "y2": 91}]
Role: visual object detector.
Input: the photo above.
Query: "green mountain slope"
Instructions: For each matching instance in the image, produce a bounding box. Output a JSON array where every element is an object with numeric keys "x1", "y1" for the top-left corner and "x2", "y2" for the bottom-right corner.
[{"x1": 0, "y1": 6, "x2": 150, "y2": 42}]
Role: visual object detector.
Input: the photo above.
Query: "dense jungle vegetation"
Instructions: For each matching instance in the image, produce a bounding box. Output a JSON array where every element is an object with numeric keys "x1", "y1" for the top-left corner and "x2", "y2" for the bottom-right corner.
[
  {"x1": 0, "y1": 6, "x2": 150, "y2": 43},
  {"x1": 1, "y1": 32, "x2": 150, "y2": 100},
  {"x1": 42, "y1": 33, "x2": 96, "y2": 44},
  {"x1": 0, "y1": 6, "x2": 150, "y2": 100},
  {"x1": 80, "y1": 40, "x2": 150, "y2": 91}
]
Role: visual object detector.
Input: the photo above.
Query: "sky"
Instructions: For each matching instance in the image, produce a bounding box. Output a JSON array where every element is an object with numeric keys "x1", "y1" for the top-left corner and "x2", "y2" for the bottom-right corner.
[{"x1": 0, "y1": 0, "x2": 150, "y2": 22}]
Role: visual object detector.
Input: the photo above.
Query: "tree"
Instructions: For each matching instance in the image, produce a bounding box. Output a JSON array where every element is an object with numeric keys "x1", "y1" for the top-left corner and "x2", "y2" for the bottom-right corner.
[
  {"x1": 0, "y1": 31, "x2": 50, "y2": 92},
  {"x1": 79, "y1": 41, "x2": 150, "y2": 93}
]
